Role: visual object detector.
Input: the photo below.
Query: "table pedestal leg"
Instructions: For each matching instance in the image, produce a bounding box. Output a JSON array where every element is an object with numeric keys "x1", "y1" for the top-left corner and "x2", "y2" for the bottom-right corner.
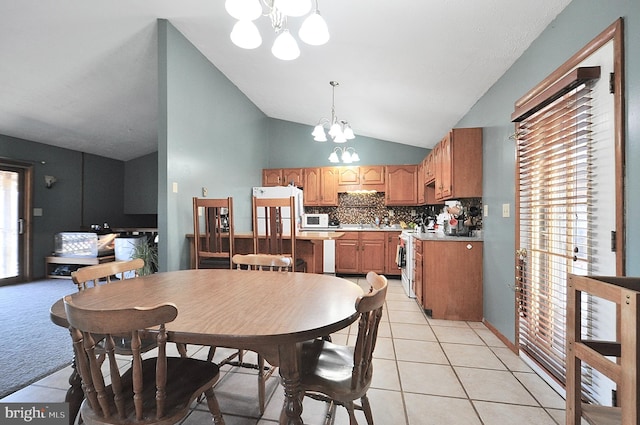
[{"x1": 278, "y1": 344, "x2": 303, "y2": 425}]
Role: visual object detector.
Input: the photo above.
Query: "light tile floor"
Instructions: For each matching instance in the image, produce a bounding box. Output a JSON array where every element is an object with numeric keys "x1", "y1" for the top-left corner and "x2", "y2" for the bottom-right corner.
[{"x1": 1, "y1": 278, "x2": 571, "y2": 424}]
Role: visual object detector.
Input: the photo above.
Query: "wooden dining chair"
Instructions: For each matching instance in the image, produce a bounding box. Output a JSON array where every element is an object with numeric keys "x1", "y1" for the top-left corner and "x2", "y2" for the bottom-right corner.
[
  {"x1": 71, "y1": 258, "x2": 187, "y2": 359},
  {"x1": 299, "y1": 271, "x2": 388, "y2": 425},
  {"x1": 251, "y1": 196, "x2": 306, "y2": 272},
  {"x1": 71, "y1": 258, "x2": 144, "y2": 291},
  {"x1": 231, "y1": 253, "x2": 292, "y2": 271},
  {"x1": 193, "y1": 197, "x2": 234, "y2": 269},
  {"x1": 205, "y1": 253, "x2": 291, "y2": 415},
  {"x1": 63, "y1": 296, "x2": 225, "y2": 425}
]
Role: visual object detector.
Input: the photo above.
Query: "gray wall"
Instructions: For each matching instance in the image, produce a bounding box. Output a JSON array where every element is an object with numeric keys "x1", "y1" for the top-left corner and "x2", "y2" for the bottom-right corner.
[
  {"x1": 266, "y1": 118, "x2": 429, "y2": 168},
  {"x1": 456, "y1": 0, "x2": 639, "y2": 342},
  {"x1": 124, "y1": 152, "x2": 158, "y2": 215},
  {"x1": 158, "y1": 20, "x2": 269, "y2": 272},
  {"x1": 0, "y1": 134, "x2": 150, "y2": 277}
]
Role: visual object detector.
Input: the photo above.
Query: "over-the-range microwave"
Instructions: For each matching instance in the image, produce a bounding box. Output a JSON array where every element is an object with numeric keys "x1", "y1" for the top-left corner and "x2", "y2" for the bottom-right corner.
[{"x1": 302, "y1": 213, "x2": 329, "y2": 228}]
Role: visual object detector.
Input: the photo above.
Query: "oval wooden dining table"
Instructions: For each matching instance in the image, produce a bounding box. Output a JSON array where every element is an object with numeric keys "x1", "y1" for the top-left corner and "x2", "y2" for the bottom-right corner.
[{"x1": 50, "y1": 269, "x2": 363, "y2": 425}]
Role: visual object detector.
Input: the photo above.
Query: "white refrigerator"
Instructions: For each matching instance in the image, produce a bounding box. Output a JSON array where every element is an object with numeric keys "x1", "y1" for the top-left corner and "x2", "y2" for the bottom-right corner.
[{"x1": 252, "y1": 186, "x2": 304, "y2": 236}]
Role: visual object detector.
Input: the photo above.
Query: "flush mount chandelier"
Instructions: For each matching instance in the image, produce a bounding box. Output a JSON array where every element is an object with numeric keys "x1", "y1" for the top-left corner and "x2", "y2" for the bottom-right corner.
[
  {"x1": 225, "y1": 0, "x2": 329, "y2": 61},
  {"x1": 312, "y1": 81, "x2": 355, "y2": 143},
  {"x1": 329, "y1": 146, "x2": 359, "y2": 164}
]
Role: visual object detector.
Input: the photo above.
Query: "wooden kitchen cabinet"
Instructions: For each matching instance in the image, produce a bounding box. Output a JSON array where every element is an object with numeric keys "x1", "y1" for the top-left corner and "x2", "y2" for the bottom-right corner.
[
  {"x1": 337, "y1": 165, "x2": 385, "y2": 192},
  {"x1": 338, "y1": 166, "x2": 360, "y2": 185},
  {"x1": 422, "y1": 240, "x2": 483, "y2": 321},
  {"x1": 262, "y1": 168, "x2": 304, "y2": 187},
  {"x1": 335, "y1": 231, "x2": 385, "y2": 275},
  {"x1": 432, "y1": 127, "x2": 483, "y2": 201},
  {"x1": 385, "y1": 165, "x2": 417, "y2": 205},
  {"x1": 304, "y1": 167, "x2": 338, "y2": 206},
  {"x1": 417, "y1": 160, "x2": 426, "y2": 205},
  {"x1": 424, "y1": 151, "x2": 435, "y2": 184},
  {"x1": 385, "y1": 231, "x2": 402, "y2": 276}
]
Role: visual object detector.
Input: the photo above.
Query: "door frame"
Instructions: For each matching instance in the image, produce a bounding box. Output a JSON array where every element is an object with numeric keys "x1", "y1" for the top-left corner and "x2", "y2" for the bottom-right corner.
[{"x1": 0, "y1": 159, "x2": 33, "y2": 284}]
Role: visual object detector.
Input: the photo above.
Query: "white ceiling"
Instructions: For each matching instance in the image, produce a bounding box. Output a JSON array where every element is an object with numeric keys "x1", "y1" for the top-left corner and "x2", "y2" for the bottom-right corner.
[{"x1": 0, "y1": 0, "x2": 572, "y2": 161}]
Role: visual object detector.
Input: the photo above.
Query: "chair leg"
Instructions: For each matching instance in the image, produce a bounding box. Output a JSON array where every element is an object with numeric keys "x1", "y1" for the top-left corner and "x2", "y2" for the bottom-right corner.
[
  {"x1": 207, "y1": 346, "x2": 216, "y2": 362},
  {"x1": 176, "y1": 343, "x2": 188, "y2": 358},
  {"x1": 258, "y1": 354, "x2": 266, "y2": 415},
  {"x1": 361, "y1": 394, "x2": 374, "y2": 425},
  {"x1": 345, "y1": 401, "x2": 359, "y2": 425},
  {"x1": 203, "y1": 387, "x2": 225, "y2": 425}
]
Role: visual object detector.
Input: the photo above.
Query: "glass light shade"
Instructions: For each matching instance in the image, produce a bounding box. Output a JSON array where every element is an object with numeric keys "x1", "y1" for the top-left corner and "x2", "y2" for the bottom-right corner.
[
  {"x1": 333, "y1": 132, "x2": 347, "y2": 143},
  {"x1": 271, "y1": 30, "x2": 300, "y2": 60},
  {"x1": 328, "y1": 151, "x2": 339, "y2": 163},
  {"x1": 225, "y1": 0, "x2": 262, "y2": 21},
  {"x1": 350, "y1": 151, "x2": 360, "y2": 162},
  {"x1": 328, "y1": 122, "x2": 341, "y2": 138},
  {"x1": 230, "y1": 20, "x2": 262, "y2": 49},
  {"x1": 299, "y1": 11, "x2": 330, "y2": 46},
  {"x1": 341, "y1": 150, "x2": 352, "y2": 163},
  {"x1": 273, "y1": 0, "x2": 312, "y2": 17},
  {"x1": 343, "y1": 125, "x2": 355, "y2": 140},
  {"x1": 312, "y1": 125, "x2": 327, "y2": 141}
]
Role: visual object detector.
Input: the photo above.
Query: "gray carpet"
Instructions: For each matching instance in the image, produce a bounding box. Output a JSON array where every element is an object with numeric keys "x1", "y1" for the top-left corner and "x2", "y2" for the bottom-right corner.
[{"x1": 0, "y1": 279, "x2": 76, "y2": 398}]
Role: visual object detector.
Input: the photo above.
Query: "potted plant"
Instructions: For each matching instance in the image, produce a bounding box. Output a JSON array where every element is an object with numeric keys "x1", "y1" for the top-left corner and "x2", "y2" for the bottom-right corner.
[{"x1": 129, "y1": 238, "x2": 158, "y2": 276}]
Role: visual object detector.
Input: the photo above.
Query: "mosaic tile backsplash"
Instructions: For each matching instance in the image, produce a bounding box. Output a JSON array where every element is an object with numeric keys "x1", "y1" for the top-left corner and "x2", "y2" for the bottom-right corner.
[{"x1": 305, "y1": 192, "x2": 482, "y2": 228}]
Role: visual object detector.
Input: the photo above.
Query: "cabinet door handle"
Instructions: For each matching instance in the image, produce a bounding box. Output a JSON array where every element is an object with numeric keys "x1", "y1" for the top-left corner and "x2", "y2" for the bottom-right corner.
[{"x1": 466, "y1": 244, "x2": 473, "y2": 250}]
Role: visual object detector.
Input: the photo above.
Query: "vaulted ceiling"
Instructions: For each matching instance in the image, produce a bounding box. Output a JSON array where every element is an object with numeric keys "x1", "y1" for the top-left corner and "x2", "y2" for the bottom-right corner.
[{"x1": 0, "y1": 0, "x2": 572, "y2": 161}]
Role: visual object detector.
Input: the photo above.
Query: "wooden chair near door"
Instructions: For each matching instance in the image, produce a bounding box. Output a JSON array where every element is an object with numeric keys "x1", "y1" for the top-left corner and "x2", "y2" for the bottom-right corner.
[
  {"x1": 251, "y1": 196, "x2": 306, "y2": 272},
  {"x1": 63, "y1": 296, "x2": 225, "y2": 425},
  {"x1": 193, "y1": 197, "x2": 234, "y2": 269},
  {"x1": 299, "y1": 271, "x2": 388, "y2": 425}
]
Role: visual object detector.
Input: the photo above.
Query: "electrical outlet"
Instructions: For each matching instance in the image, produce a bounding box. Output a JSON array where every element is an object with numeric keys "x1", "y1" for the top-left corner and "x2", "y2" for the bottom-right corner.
[
  {"x1": 410, "y1": 209, "x2": 416, "y2": 216},
  {"x1": 502, "y1": 203, "x2": 510, "y2": 218},
  {"x1": 483, "y1": 205, "x2": 489, "y2": 217},
  {"x1": 33, "y1": 208, "x2": 43, "y2": 217},
  {"x1": 388, "y1": 210, "x2": 394, "y2": 217},
  {"x1": 172, "y1": 182, "x2": 178, "y2": 193},
  {"x1": 202, "y1": 187, "x2": 208, "y2": 197}
]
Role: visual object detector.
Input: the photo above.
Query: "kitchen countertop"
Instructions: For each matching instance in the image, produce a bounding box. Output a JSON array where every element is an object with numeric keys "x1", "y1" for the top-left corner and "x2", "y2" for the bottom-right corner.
[
  {"x1": 410, "y1": 231, "x2": 483, "y2": 242},
  {"x1": 301, "y1": 225, "x2": 404, "y2": 232}
]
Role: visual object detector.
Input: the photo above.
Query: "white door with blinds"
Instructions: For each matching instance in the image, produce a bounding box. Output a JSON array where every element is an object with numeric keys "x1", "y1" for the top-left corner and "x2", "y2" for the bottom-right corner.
[{"x1": 515, "y1": 40, "x2": 617, "y2": 406}]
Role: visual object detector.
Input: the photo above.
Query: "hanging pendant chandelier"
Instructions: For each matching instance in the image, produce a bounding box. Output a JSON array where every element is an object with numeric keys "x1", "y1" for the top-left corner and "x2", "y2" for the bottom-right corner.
[
  {"x1": 225, "y1": 0, "x2": 330, "y2": 61},
  {"x1": 328, "y1": 146, "x2": 360, "y2": 164},
  {"x1": 312, "y1": 81, "x2": 355, "y2": 143}
]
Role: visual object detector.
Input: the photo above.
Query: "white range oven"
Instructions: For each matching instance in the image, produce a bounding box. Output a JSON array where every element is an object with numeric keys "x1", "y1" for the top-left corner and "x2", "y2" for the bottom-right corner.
[{"x1": 399, "y1": 230, "x2": 416, "y2": 298}]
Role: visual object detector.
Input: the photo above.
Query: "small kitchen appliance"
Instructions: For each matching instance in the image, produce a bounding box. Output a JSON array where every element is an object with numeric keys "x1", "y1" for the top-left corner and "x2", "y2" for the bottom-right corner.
[{"x1": 302, "y1": 213, "x2": 329, "y2": 228}]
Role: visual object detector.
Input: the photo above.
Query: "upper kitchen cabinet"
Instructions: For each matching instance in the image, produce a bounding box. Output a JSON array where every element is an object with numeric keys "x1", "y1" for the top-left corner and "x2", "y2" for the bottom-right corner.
[
  {"x1": 424, "y1": 151, "x2": 435, "y2": 184},
  {"x1": 385, "y1": 165, "x2": 417, "y2": 205},
  {"x1": 304, "y1": 167, "x2": 338, "y2": 206},
  {"x1": 432, "y1": 127, "x2": 483, "y2": 201},
  {"x1": 337, "y1": 165, "x2": 385, "y2": 192},
  {"x1": 417, "y1": 160, "x2": 426, "y2": 205},
  {"x1": 262, "y1": 168, "x2": 304, "y2": 187}
]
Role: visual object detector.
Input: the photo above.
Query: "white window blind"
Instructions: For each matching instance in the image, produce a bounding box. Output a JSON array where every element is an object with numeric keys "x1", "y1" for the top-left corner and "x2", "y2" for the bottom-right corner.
[{"x1": 515, "y1": 71, "x2": 600, "y2": 401}]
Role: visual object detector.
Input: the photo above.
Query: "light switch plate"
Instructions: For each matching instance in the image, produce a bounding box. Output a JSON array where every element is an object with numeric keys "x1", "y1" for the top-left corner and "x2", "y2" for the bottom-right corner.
[
  {"x1": 172, "y1": 182, "x2": 178, "y2": 193},
  {"x1": 33, "y1": 207, "x2": 43, "y2": 217},
  {"x1": 502, "y1": 203, "x2": 510, "y2": 218},
  {"x1": 483, "y1": 205, "x2": 489, "y2": 217}
]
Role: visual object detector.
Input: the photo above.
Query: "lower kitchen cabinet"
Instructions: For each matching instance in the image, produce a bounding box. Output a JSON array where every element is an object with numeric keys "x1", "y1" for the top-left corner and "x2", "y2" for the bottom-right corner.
[
  {"x1": 335, "y1": 231, "x2": 385, "y2": 275},
  {"x1": 421, "y1": 240, "x2": 483, "y2": 321},
  {"x1": 384, "y1": 231, "x2": 402, "y2": 276}
]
